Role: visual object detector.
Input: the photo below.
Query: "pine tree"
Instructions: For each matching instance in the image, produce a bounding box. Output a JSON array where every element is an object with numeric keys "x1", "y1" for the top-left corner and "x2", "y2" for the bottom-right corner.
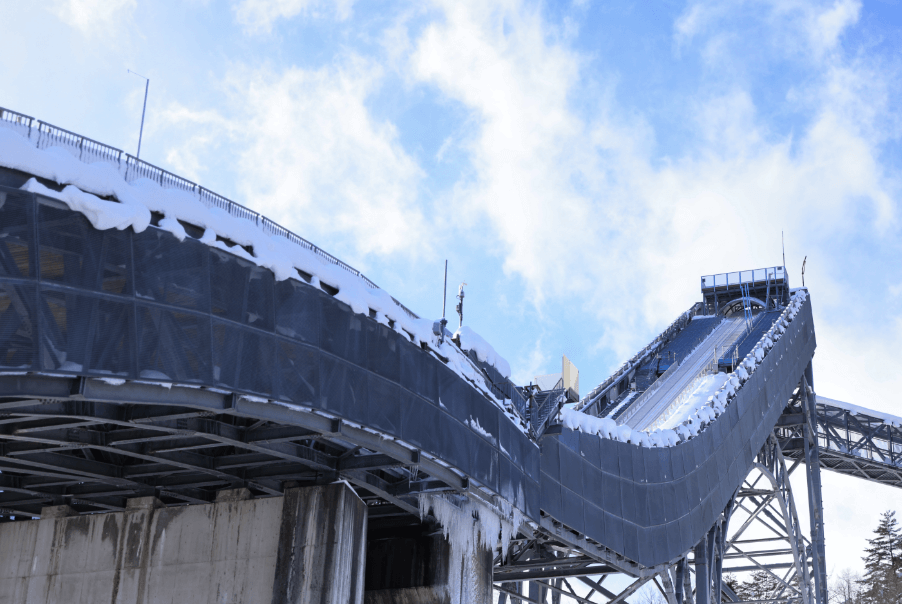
[
  {"x1": 859, "y1": 511, "x2": 902, "y2": 604},
  {"x1": 730, "y1": 570, "x2": 784, "y2": 602}
]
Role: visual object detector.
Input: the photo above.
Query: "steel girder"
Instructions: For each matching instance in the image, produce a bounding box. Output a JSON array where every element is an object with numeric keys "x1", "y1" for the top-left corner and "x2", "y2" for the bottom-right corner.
[
  {"x1": 780, "y1": 394, "x2": 902, "y2": 489},
  {"x1": 0, "y1": 374, "x2": 464, "y2": 519}
]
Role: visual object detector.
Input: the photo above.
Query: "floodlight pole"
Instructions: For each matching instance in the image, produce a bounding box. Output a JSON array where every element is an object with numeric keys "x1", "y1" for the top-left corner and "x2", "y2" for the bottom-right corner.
[{"x1": 128, "y1": 70, "x2": 150, "y2": 159}]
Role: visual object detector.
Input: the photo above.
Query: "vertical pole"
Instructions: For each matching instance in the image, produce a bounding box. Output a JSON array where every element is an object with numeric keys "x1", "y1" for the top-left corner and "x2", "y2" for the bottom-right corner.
[
  {"x1": 695, "y1": 536, "x2": 710, "y2": 604},
  {"x1": 711, "y1": 523, "x2": 723, "y2": 604},
  {"x1": 137, "y1": 79, "x2": 149, "y2": 159},
  {"x1": 442, "y1": 260, "x2": 448, "y2": 320},
  {"x1": 128, "y1": 70, "x2": 150, "y2": 159},
  {"x1": 802, "y1": 374, "x2": 827, "y2": 604}
]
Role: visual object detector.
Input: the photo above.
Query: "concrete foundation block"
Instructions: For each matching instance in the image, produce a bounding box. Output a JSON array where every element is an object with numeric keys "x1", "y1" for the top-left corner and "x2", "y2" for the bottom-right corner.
[
  {"x1": 38, "y1": 505, "x2": 74, "y2": 519},
  {"x1": 272, "y1": 483, "x2": 368, "y2": 604},
  {"x1": 0, "y1": 483, "x2": 369, "y2": 604}
]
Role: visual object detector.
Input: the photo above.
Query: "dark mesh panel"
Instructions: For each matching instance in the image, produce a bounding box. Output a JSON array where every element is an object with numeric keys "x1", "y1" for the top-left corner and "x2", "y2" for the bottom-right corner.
[
  {"x1": 134, "y1": 228, "x2": 209, "y2": 311},
  {"x1": 236, "y1": 327, "x2": 275, "y2": 396},
  {"x1": 320, "y1": 296, "x2": 366, "y2": 366},
  {"x1": 437, "y1": 367, "x2": 469, "y2": 420},
  {"x1": 366, "y1": 321, "x2": 400, "y2": 382},
  {"x1": 210, "y1": 250, "x2": 274, "y2": 331},
  {"x1": 367, "y1": 374, "x2": 400, "y2": 434},
  {"x1": 0, "y1": 189, "x2": 34, "y2": 278},
  {"x1": 400, "y1": 341, "x2": 438, "y2": 403},
  {"x1": 320, "y1": 355, "x2": 368, "y2": 423},
  {"x1": 470, "y1": 438, "x2": 498, "y2": 491},
  {"x1": 276, "y1": 340, "x2": 318, "y2": 406},
  {"x1": 399, "y1": 339, "x2": 423, "y2": 393},
  {"x1": 87, "y1": 297, "x2": 135, "y2": 377},
  {"x1": 212, "y1": 319, "x2": 240, "y2": 388},
  {"x1": 138, "y1": 305, "x2": 211, "y2": 383},
  {"x1": 0, "y1": 281, "x2": 37, "y2": 369},
  {"x1": 274, "y1": 278, "x2": 319, "y2": 345},
  {"x1": 38, "y1": 287, "x2": 95, "y2": 372},
  {"x1": 466, "y1": 390, "x2": 499, "y2": 447},
  {"x1": 37, "y1": 199, "x2": 131, "y2": 295},
  {"x1": 401, "y1": 390, "x2": 439, "y2": 453},
  {"x1": 245, "y1": 266, "x2": 274, "y2": 331},
  {"x1": 440, "y1": 415, "x2": 470, "y2": 474}
]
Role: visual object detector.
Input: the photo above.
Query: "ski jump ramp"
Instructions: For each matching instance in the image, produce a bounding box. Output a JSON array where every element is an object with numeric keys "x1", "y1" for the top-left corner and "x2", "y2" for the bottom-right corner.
[{"x1": 0, "y1": 106, "x2": 897, "y2": 604}]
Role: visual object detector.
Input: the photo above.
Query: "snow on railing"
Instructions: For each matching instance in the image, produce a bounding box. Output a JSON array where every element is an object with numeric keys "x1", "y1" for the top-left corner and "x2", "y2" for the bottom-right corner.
[
  {"x1": 576, "y1": 302, "x2": 706, "y2": 414},
  {"x1": 617, "y1": 314, "x2": 724, "y2": 425},
  {"x1": 0, "y1": 106, "x2": 419, "y2": 322},
  {"x1": 561, "y1": 290, "x2": 810, "y2": 448}
]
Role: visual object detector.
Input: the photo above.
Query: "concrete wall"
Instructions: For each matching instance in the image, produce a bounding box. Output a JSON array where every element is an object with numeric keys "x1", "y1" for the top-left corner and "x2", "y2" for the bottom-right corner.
[{"x1": 0, "y1": 484, "x2": 367, "y2": 604}]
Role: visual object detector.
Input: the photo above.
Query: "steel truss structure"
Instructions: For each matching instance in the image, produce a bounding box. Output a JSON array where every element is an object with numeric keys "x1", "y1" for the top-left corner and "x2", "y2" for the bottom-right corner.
[
  {"x1": 780, "y1": 392, "x2": 902, "y2": 489},
  {"x1": 492, "y1": 381, "x2": 831, "y2": 604},
  {"x1": 5, "y1": 105, "x2": 902, "y2": 604}
]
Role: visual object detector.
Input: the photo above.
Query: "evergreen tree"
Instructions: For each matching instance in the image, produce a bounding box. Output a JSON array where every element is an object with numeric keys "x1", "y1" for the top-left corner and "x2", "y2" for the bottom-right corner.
[
  {"x1": 730, "y1": 570, "x2": 784, "y2": 602},
  {"x1": 859, "y1": 511, "x2": 902, "y2": 604}
]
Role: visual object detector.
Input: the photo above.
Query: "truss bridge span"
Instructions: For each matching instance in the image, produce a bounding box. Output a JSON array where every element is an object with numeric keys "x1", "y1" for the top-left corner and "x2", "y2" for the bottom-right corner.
[{"x1": 0, "y1": 107, "x2": 896, "y2": 604}]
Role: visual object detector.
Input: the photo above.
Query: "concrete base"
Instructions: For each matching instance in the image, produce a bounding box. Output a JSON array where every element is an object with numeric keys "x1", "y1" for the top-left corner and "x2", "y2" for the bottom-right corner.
[
  {"x1": 364, "y1": 525, "x2": 492, "y2": 604},
  {"x1": 0, "y1": 483, "x2": 367, "y2": 604}
]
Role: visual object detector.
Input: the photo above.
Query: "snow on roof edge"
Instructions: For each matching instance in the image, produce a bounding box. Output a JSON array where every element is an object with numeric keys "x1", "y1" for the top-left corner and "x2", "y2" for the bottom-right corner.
[{"x1": 0, "y1": 124, "x2": 520, "y2": 424}]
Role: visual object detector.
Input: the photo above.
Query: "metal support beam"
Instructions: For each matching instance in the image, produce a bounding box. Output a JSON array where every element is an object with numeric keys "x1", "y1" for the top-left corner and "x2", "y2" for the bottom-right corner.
[{"x1": 801, "y1": 373, "x2": 827, "y2": 604}]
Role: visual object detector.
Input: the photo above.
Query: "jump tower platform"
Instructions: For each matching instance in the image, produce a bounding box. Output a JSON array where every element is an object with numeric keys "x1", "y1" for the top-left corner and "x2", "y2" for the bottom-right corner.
[{"x1": 0, "y1": 107, "x2": 898, "y2": 604}]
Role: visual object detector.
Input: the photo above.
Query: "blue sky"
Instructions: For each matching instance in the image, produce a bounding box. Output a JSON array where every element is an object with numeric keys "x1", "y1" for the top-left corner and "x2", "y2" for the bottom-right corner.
[{"x1": 4, "y1": 0, "x2": 902, "y2": 578}]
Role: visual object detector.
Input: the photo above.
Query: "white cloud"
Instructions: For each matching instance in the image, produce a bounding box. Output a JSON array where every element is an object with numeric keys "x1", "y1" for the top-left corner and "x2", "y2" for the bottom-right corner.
[
  {"x1": 674, "y1": 0, "x2": 862, "y2": 60},
  {"x1": 163, "y1": 57, "x2": 428, "y2": 259},
  {"x1": 233, "y1": 0, "x2": 354, "y2": 33},
  {"x1": 52, "y1": 0, "x2": 136, "y2": 35},
  {"x1": 408, "y1": 0, "x2": 899, "y2": 367}
]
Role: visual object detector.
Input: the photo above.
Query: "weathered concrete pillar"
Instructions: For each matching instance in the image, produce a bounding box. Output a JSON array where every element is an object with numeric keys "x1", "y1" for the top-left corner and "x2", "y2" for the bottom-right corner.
[
  {"x1": 0, "y1": 483, "x2": 367, "y2": 604},
  {"x1": 272, "y1": 484, "x2": 368, "y2": 604},
  {"x1": 364, "y1": 523, "x2": 493, "y2": 604}
]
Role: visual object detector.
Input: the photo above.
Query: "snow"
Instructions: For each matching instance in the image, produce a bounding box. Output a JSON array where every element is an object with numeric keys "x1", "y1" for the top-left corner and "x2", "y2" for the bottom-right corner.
[
  {"x1": 466, "y1": 416, "x2": 496, "y2": 445},
  {"x1": 1, "y1": 125, "x2": 520, "y2": 424},
  {"x1": 605, "y1": 390, "x2": 637, "y2": 417},
  {"x1": 818, "y1": 396, "x2": 902, "y2": 428},
  {"x1": 559, "y1": 290, "x2": 811, "y2": 448},
  {"x1": 419, "y1": 492, "x2": 523, "y2": 603},
  {"x1": 454, "y1": 326, "x2": 512, "y2": 379},
  {"x1": 655, "y1": 372, "x2": 730, "y2": 430}
]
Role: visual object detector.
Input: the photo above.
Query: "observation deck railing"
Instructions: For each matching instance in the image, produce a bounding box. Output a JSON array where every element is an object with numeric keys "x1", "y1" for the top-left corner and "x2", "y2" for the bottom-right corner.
[
  {"x1": 701, "y1": 266, "x2": 785, "y2": 290},
  {"x1": 0, "y1": 105, "x2": 419, "y2": 321}
]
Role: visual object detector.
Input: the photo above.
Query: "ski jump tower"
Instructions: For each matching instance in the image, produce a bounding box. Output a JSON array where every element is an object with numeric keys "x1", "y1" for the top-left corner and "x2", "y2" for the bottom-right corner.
[{"x1": 0, "y1": 106, "x2": 898, "y2": 604}]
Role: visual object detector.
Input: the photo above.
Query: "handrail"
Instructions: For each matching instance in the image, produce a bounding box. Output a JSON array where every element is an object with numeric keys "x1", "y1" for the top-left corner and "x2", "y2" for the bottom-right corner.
[
  {"x1": 615, "y1": 314, "x2": 725, "y2": 425},
  {"x1": 577, "y1": 301, "x2": 705, "y2": 415},
  {"x1": 0, "y1": 106, "x2": 420, "y2": 321}
]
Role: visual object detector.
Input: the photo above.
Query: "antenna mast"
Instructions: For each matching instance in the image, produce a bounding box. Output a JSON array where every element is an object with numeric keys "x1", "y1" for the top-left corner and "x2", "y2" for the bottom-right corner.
[
  {"x1": 782, "y1": 231, "x2": 786, "y2": 273},
  {"x1": 432, "y1": 261, "x2": 449, "y2": 345},
  {"x1": 456, "y1": 282, "x2": 467, "y2": 329},
  {"x1": 128, "y1": 70, "x2": 150, "y2": 159}
]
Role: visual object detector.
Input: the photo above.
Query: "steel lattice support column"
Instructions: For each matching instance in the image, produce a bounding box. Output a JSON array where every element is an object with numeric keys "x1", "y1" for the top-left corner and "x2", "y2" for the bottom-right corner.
[
  {"x1": 721, "y1": 434, "x2": 814, "y2": 604},
  {"x1": 802, "y1": 369, "x2": 828, "y2": 604}
]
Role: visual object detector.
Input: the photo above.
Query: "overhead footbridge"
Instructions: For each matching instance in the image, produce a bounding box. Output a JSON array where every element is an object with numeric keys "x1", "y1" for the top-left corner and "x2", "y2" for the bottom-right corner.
[{"x1": 0, "y1": 107, "x2": 897, "y2": 604}]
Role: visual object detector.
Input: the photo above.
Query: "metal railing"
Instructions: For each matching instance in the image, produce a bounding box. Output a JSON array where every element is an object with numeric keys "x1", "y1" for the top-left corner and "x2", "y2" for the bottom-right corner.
[
  {"x1": 0, "y1": 106, "x2": 420, "y2": 321},
  {"x1": 701, "y1": 266, "x2": 785, "y2": 290},
  {"x1": 615, "y1": 314, "x2": 724, "y2": 425},
  {"x1": 577, "y1": 302, "x2": 706, "y2": 415}
]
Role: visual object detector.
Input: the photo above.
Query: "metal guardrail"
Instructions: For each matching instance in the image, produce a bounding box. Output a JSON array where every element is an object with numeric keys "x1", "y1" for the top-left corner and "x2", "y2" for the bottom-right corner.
[
  {"x1": 0, "y1": 106, "x2": 420, "y2": 321},
  {"x1": 576, "y1": 302, "x2": 706, "y2": 415},
  {"x1": 615, "y1": 314, "x2": 724, "y2": 425},
  {"x1": 701, "y1": 266, "x2": 785, "y2": 290}
]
